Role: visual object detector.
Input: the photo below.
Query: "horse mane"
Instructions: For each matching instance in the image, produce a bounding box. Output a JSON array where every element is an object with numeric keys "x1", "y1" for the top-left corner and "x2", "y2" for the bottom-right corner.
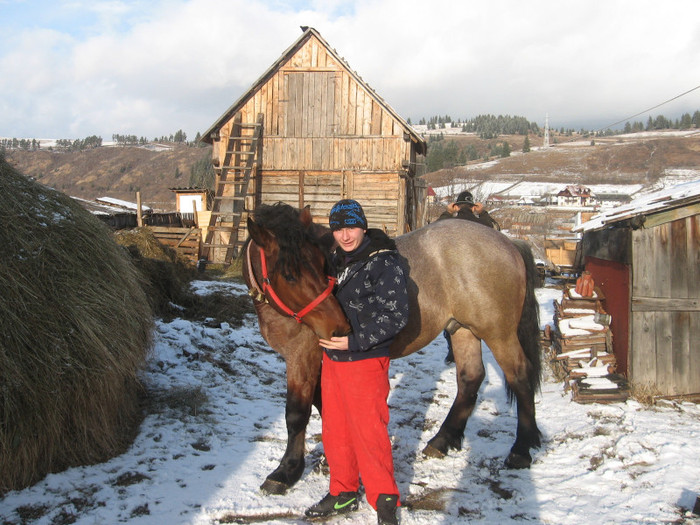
[{"x1": 253, "y1": 202, "x2": 328, "y2": 278}]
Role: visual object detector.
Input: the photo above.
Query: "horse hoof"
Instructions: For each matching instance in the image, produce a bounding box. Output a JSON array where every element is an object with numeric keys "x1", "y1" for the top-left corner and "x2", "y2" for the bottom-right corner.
[
  {"x1": 422, "y1": 444, "x2": 446, "y2": 458},
  {"x1": 260, "y1": 478, "x2": 289, "y2": 495},
  {"x1": 504, "y1": 452, "x2": 532, "y2": 469}
]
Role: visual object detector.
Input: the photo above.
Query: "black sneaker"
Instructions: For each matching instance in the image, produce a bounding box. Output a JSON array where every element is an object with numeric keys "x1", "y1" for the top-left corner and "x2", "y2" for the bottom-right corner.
[
  {"x1": 305, "y1": 491, "x2": 359, "y2": 518},
  {"x1": 376, "y1": 493, "x2": 399, "y2": 525}
]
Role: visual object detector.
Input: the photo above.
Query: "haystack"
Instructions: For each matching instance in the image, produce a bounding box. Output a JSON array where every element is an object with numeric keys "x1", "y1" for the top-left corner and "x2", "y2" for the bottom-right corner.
[{"x1": 0, "y1": 155, "x2": 153, "y2": 493}]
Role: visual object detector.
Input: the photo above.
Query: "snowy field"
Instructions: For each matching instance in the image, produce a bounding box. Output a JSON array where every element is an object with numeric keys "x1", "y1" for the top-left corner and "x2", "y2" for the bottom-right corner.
[{"x1": 1, "y1": 281, "x2": 699, "y2": 524}]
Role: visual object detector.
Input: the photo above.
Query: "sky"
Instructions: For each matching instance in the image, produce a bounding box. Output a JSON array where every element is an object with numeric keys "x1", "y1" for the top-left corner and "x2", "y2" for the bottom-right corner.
[
  {"x1": 1, "y1": 279, "x2": 699, "y2": 524},
  {"x1": 1, "y1": 0, "x2": 700, "y2": 141}
]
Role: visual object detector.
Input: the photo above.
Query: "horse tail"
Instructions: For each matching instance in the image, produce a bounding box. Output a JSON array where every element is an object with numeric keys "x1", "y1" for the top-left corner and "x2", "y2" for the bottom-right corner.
[{"x1": 510, "y1": 239, "x2": 542, "y2": 401}]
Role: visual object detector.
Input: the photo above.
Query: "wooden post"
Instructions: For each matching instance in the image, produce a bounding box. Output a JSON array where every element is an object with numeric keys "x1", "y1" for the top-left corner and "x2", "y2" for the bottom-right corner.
[
  {"x1": 192, "y1": 199, "x2": 198, "y2": 227},
  {"x1": 136, "y1": 192, "x2": 143, "y2": 227},
  {"x1": 298, "y1": 171, "x2": 305, "y2": 209}
]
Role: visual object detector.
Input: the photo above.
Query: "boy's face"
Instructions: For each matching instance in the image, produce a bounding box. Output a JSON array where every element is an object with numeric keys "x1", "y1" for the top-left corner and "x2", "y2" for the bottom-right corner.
[{"x1": 333, "y1": 227, "x2": 366, "y2": 253}]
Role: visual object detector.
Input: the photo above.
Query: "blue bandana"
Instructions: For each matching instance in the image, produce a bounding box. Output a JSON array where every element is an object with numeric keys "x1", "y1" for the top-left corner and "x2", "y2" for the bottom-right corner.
[{"x1": 329, "y1": 199, "x2": 367, "y2": 231}]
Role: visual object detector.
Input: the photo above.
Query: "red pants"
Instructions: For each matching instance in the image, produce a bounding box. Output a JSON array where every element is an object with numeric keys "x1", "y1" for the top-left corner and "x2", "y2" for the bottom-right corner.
[{"x1": 321, "y1": 353, "x2": 400, "y2": 509}]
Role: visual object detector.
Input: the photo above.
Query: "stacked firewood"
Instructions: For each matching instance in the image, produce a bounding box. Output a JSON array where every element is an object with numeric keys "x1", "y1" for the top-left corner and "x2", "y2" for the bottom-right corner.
[{"x1": 545, "y1": 283, "x2": 630, "y2": 404}]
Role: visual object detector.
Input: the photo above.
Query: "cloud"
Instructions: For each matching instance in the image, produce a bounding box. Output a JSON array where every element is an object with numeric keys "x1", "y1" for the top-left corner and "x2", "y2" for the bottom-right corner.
[{"x1": 1, "y1": 0, "x2": 699, "y2": 139}]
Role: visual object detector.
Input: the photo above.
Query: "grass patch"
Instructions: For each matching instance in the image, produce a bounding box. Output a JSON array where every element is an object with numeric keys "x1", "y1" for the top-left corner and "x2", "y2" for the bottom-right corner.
[{"x1": 630, "y1": 382, "x2": 663, "y2": 406}]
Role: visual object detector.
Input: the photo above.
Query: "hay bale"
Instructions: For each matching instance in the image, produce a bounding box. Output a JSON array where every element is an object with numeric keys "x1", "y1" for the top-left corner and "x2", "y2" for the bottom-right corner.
[
  {"x1": 115, "y1": 227, "x2": 196, "y2": 317},
  {"x1": 0, "y1": 155, "x2": 153, "y2": 493}
]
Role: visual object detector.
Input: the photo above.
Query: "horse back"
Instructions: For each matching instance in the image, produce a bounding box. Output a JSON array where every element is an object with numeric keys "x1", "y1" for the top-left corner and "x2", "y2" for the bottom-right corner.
[{"x1": 391, "y1": 220, "x2": 527, "y2": 356}]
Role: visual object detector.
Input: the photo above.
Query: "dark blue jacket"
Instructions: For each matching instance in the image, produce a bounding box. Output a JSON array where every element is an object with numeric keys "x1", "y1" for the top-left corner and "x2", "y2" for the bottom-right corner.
[{"x1": 324, "y1": 229, "x2": 409, "y2": 362}]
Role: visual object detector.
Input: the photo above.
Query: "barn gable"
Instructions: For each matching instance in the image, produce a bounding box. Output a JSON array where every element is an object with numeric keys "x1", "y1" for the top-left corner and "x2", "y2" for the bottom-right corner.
[
  {"x1": 201, "y1": 28, "x2": 425, "y2": 155},
  {"x1": 200, "y1": 27, "x2": 427, "y2": 262}
]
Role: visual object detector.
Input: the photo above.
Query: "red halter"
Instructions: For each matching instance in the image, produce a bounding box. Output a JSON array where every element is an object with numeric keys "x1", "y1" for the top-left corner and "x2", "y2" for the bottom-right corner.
[{"x1": 255, "y1": 244, "x2": 337, "y2": 323}]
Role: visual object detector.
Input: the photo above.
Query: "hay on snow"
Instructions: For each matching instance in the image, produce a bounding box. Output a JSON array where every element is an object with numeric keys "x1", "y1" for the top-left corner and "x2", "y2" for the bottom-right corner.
[{"x1": 0, "y1": 155, "x2": 153, "y2": 493}]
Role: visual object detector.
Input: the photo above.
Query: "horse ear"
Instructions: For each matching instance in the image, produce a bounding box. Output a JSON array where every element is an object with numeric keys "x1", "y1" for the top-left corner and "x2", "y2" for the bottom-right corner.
[
  {"x1": 247, "y1": 216, "x2": 275, "y2": 249},
  {"x1": 299, "y1": 205, "x2": 313, "y2": 227},
  {"x1": 318, "y1": 231, "x2": 337, "y2": 253}
]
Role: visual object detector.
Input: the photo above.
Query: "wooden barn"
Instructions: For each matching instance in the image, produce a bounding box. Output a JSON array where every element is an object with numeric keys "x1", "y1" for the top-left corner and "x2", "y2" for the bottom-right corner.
[
  {"x1": 200, "y1": 27, "x2": 428, "y2": 263},
  {"x1": 574, "y1": 180, "x2": 700, "y2": 397}
]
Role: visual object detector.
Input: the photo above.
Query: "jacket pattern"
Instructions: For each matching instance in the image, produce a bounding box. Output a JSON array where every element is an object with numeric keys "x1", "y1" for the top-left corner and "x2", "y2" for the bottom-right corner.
[{"x1": 325, "y1": 229, "x2": 409, "y2": 362}]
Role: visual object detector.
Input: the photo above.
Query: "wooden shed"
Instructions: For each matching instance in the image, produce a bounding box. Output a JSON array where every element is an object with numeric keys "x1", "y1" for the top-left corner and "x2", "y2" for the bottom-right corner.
[
  {"x1": 574, "y1": 180, "x2": 700, "y2": 397},
  {"x1": 200, "y1": 27, "x2": 427, "y2": 263}
]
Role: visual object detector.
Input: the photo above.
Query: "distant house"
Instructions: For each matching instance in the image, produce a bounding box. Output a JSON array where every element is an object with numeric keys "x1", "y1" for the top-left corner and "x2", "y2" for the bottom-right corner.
[
  {"x1": 595, "y1": 192, "x2": 633, "y2": 209},
  {"x1": 556, "y1": 185, "x2": 596, "y2": 207},
  {"x1": 485, "y1": 194, "x2": 509, "y2": 207},
  {"x1": 426, "y1": 186, "x2": 437, "y2": 204},
  {"x1": 556, "y1": 185, "x2": 595, "y2": 207},
  {"x1": 517, "y1": 196, "x2": 537, "y2": 206}
]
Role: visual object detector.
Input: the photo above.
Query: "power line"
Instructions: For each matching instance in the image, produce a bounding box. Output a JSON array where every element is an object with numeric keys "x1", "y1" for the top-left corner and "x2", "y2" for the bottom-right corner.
[{"x1": 594, "y1": 83, "x2": 700, "y2": 132}]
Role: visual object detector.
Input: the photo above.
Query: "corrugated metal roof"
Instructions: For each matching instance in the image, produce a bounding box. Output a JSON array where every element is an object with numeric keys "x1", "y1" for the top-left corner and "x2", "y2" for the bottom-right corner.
[{"x1": 575, "y1": 179, "x2": 700, "y2": 232}]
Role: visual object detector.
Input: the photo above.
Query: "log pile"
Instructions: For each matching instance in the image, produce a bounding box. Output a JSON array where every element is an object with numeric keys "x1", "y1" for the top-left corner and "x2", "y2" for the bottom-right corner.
[{"x1": 546, "y1": 285, "x2": 630, "y2": 404}]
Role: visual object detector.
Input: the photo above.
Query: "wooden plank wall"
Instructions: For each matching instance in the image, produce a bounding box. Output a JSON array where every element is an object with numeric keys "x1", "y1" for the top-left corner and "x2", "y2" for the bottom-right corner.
[
  {"x1": 257, "y1": 170, "x2": 403, "y2": 237},
  {"x1": 347, "y1": 172, "x2": 403, "y2": 236},
  {"x1": 222, "y1": 35, "x2": 408, "y2": 174},
  {"x1": 630, "y1": 213, "x2": 700, "y2": 395}
]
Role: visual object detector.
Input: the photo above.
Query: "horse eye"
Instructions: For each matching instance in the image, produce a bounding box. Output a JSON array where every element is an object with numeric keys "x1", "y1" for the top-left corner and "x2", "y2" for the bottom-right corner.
[{"x1": 283, "y1": 274, "x2": 296, "y2": 283}]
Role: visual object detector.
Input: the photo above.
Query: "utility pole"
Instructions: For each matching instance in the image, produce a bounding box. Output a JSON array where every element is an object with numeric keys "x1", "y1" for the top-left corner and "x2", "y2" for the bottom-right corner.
[{"x1": 543, "y1": 113, "x2": 550, "y2": 149}]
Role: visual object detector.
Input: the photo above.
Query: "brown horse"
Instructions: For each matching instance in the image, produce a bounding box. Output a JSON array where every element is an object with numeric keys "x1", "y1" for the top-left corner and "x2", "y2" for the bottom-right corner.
[{"x1": 244, "y1": 203, "x2": 541, "y2": 495}]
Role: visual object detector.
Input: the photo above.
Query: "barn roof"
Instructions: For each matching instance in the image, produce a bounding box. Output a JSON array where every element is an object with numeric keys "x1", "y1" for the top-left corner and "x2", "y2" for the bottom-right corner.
[
  {"x1": 575, "y1": 179, "x2": 700, "y2": 232},
  {"x1": 200, "y1": 27, "x2": 426, "y2": 154},
  {"x1": 95, "y1": 196, "x2": 152, "y2": 213},
  {"x1": 169, "y1": 187, "x2": 210, "y2": 193}
]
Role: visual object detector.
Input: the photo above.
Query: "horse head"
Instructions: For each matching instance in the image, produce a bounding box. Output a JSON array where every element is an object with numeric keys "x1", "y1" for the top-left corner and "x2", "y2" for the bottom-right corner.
[{"x1": 246, "y1": 203, "x2": 351, "y2": 340}]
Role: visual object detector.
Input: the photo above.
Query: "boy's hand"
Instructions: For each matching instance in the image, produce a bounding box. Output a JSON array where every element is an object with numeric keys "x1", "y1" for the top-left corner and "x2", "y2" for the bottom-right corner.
[{"x1": 319, "y1": 336, "x2": 349, "y2": 350}]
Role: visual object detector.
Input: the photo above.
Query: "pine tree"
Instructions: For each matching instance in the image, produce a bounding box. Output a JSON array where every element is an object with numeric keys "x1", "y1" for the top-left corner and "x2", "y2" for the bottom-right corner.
[
  {"x1": 189, "y1": 156, "x2": 215, "y2": 189},
  {"x1": 500, "y1": 141, "x2": 510, "y2": 158},
  {"x1": 680, "y1": 113, "x2": 692, "y2": 129}
]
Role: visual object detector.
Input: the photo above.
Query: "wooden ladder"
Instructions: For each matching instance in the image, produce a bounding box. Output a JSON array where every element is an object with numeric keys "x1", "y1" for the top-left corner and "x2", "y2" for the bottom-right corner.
[{"x1": 201, "y1": 113, "x2": 263, "y2": 264}]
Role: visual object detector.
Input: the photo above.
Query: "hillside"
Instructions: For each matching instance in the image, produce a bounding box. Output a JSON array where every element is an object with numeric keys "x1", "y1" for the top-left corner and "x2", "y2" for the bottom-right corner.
[
  {"x1": 5, "y1": 144, "x2": 212, "y2": 211},
  {"x1": 423, "y1": 130, "x2": 700, "y2": 189},
  {"x1": 4, "y1": 130, "x2": 699, "y2": 212}
]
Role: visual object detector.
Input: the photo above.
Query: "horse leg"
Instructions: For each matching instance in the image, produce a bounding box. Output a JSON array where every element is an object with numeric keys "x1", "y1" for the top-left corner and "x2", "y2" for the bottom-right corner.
[
  {"x1": 261, "y1": 345, "x2": 322, "y2": 494},
  {"x1": 488, "y1": 334, "x2": 541, "y2": 469},
  {"x1": 423, "y1": 328, "x2": 484, "y2": 458}
]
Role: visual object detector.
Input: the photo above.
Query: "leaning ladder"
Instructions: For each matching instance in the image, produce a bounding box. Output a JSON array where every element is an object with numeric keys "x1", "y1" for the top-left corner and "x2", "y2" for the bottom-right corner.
[{"x1": 201, "y1": 113, "x2": 263, "y2": 264}]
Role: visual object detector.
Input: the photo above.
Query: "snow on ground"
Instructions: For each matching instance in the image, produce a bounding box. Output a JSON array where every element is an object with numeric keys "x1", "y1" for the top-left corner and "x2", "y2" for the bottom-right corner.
[
  {"x1": 1, "y1": 282, "x2": 699, "y2": 524},
  {"x1": 433, "y1": 179, "x2": 647, "y2": 204}
]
